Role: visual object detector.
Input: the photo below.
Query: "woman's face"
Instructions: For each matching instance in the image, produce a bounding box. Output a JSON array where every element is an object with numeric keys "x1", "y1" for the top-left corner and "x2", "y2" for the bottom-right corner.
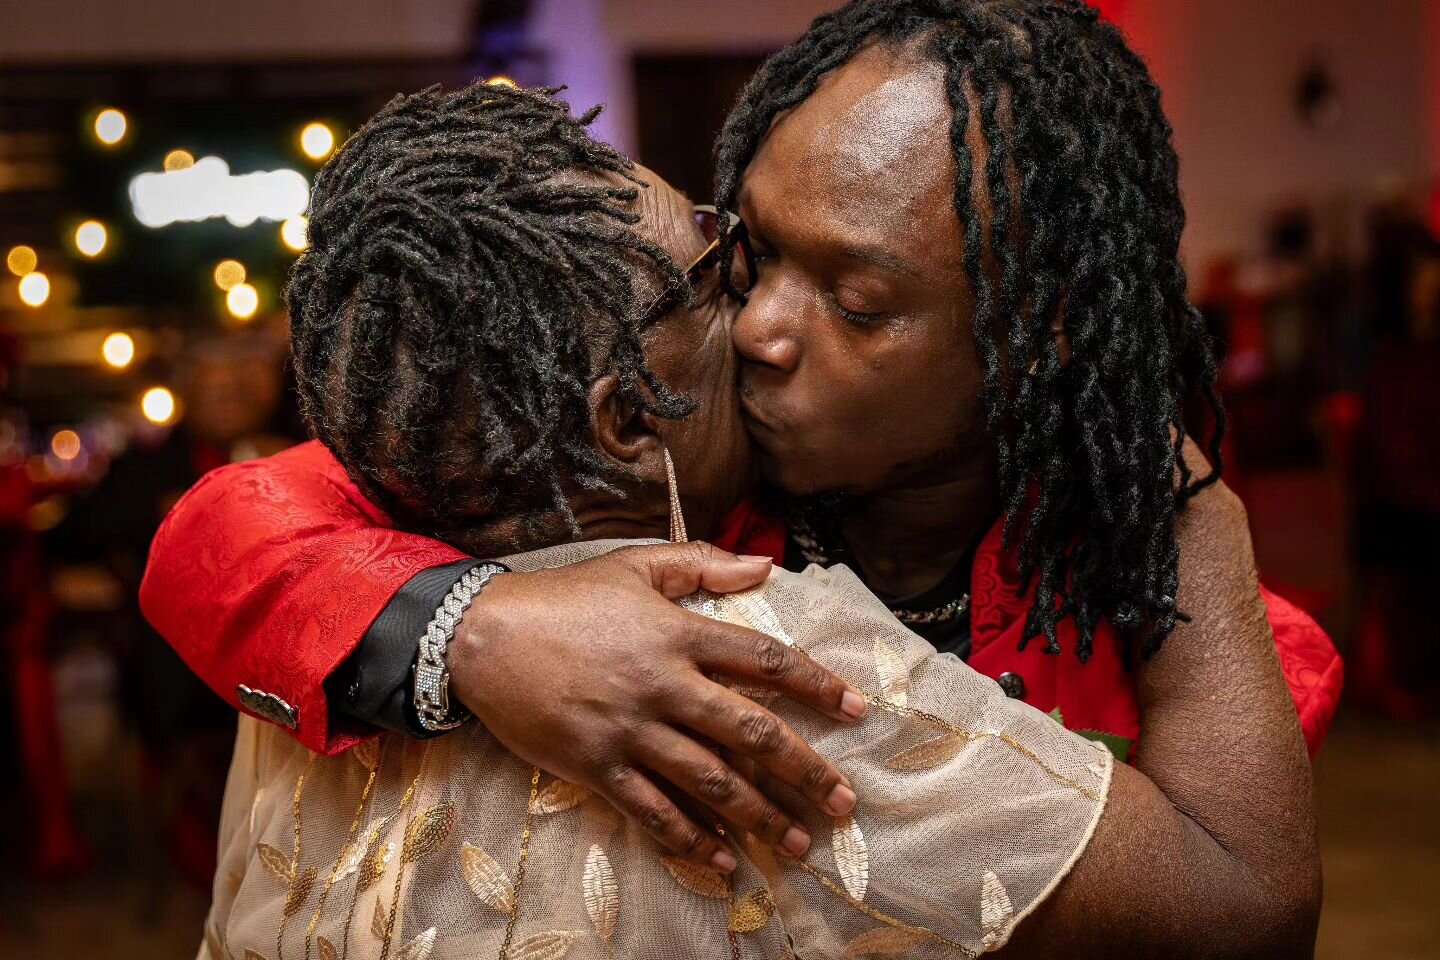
[{"x1": 628, "y1": 164, "x2": 755, "y2": 537}]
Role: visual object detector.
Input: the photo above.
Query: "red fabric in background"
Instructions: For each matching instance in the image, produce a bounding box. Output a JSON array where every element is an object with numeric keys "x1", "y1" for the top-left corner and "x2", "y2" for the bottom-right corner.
[{"x1": 1090, "y1": 0, "x2": 1128, "y2": 23}]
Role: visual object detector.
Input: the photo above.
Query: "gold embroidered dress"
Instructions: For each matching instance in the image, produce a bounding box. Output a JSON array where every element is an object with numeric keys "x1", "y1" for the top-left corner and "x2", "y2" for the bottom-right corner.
[{"x1": 204, "y1": 540, "x2": 1112, "y2": 960}]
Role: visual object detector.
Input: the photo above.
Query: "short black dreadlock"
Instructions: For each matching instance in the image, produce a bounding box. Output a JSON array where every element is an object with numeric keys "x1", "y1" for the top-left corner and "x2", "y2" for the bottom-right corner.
[
  {"x1": 288, "y1": 82, "x2": 693, "y2": 551},
  {"x1": 715, "y1": 0, "x2": 1225, "y2": 661}
]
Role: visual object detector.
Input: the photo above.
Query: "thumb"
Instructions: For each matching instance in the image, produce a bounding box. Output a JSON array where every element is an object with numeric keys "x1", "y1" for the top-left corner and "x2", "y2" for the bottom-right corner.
[{"x1": 626, "y1": 541, "x2": 773, "y2": 599}]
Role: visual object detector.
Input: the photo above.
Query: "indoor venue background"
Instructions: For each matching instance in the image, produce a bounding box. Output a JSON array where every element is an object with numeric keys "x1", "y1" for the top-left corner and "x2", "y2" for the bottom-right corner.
[{"x1": 1, "y1": 1, "x2": 1436, "y2": 956}]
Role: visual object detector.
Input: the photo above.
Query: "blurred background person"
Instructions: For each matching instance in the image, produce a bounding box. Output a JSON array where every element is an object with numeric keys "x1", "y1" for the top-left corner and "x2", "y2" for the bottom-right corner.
[
  {"x1": 43, "y1": 322, "x2": 295, "y2": 907},
  {"x1": 1350, "y1": 199, "x2": 1440, "y2": 717}
]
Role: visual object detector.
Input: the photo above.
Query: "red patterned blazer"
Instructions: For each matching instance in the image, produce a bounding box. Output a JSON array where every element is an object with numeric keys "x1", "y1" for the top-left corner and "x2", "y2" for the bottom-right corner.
[{"x1": 140, "y1": 440, "x2": 1343, "y2": 758}]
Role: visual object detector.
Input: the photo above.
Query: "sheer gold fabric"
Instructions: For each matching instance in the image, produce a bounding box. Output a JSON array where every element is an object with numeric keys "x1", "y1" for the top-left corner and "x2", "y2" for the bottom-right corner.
[{"x1": 203, "y1": 540, "x2": 1112, "y2": 960}]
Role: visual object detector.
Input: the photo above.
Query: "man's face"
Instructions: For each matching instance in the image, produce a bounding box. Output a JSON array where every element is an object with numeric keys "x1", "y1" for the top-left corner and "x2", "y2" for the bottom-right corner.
[{"x1": 734, "y1": 43, "x2": 991, "y2": 496}]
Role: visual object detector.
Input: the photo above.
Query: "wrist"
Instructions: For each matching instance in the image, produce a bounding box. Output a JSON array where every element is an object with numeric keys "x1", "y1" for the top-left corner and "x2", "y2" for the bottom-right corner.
[
  {"x1": 412, "y1": 561, "x2": 507, "y2": 732},
  {"x1": 444, "y1": 578, "x2": 505, "y2": 712}
]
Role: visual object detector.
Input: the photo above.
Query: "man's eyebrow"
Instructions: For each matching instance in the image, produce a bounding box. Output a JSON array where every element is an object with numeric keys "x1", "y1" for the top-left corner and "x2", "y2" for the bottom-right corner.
[
  {"x1": 741, "y1": 189, "x2": 921, "y2": 277},
  {"x1": 837, "y1": 241, "x2": 923, "y2": 278}
]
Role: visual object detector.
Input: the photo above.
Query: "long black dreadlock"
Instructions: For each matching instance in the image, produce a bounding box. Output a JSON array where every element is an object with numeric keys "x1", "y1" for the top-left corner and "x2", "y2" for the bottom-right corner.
[
  {"x1": 715, "y1": 0, "x2": 1226, "y2": 661},
  {"x1": 288, "y1": 82, "x2": 693, "y2": 551}
]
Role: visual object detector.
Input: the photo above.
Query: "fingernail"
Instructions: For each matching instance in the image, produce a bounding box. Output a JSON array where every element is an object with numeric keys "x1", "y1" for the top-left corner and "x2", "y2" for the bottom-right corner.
[
  {"x1": 824, "y1": 783, "x2": 857, "y2": 817},
  {"x1": 840, "y1": 690, "x2": 867, "y2": 719},
  {"x1": 710, "y1": 849, "x2": 737, "y2": 873},
  {"x1": 738, "y1": 554, "x2": 773, "y2": 564},
  {"x1": 780, "y1": 826, "x2": 811, "y2": 856}
]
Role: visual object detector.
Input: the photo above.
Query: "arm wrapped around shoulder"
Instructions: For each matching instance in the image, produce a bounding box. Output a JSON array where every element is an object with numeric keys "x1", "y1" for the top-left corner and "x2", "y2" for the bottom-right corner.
[
  {"x1": 206, "y1": 541, "x2": 1110, "y2": 960},
  {"x1": 700, "y1": 562, "x2": 1113, "y2": 958}
]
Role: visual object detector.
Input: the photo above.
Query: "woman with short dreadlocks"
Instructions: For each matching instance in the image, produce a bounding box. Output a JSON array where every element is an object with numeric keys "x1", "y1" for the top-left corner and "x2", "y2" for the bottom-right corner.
[
  {"x1": 146, "y1": 2, "x2": 1338, "y2": 955},
  {"x1": 202, "y1": 79, "x2": 1125, "y2": 960}
]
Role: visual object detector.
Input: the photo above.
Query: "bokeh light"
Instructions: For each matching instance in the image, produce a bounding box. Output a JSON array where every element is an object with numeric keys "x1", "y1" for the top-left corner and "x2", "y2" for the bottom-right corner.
[
  {"x1": 226, "y1": 282, "x2": 260, "y2": 320},
  {"x1": 94, "y1": 108, "x2": 128, "y2": 145},
  {"x1": 163, "y1": 149, "x2": 196, "y2": 171},
  {"x1": 280, "y1": 215, "x2": 308, "y2": 251},
  {"x1": 141, "y1": 387, "x2": 177, "y2": 426},
  {"x1": 50, "y1": 429, "x2": 81, "y2": 461},
  {"x1": 18, "y1": 272, "x2": 50, "y2": 307},
  {"x1": 213, "y1": 259, "x2": 246, "y2": 291},
  {"x1": 6, "y1": 245, "x2": 37, "y2": 276},
  {"x1": 130, "y1": 157, "x2": 309, "y2": 228},
  {"x1": 299, "y1": 122, "x2": 335, "y2": 160},
  {"x1": 102, "y1": 332, "x2": 135, "y2": 369},
  {"x1": 75, "y1": 220, "x2": 108, "y2": 257}
]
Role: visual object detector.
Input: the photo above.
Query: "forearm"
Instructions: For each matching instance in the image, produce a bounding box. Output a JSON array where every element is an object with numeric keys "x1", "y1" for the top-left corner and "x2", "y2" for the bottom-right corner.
[
  {"x1": 1002, "y1": 483, "x2": 1320, "y2": 958},
  {"x1": 1003, "y1": 763, "x2": 1316, "y2": 960},
  {"x1": 723, "y1": 566, "x2": 1113, "y2": 957},
  {"x1": 139, "y1": 448, "x2": 468, "y2": 752},
  {"x1": 325, "y1": 558, "x2": 482, "y2": 737}
]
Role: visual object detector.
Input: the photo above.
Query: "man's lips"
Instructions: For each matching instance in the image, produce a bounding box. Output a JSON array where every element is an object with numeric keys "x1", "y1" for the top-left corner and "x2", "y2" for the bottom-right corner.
[{"x1": 739, "y1": 390, "x2": 781, "y2": 434}]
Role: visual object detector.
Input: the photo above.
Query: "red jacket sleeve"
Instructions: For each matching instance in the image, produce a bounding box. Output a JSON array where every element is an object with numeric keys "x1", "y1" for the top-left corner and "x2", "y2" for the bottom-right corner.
[
  {"x1": 138, "y1": 441, "x2": 469, "y2": 755},
  {"x1": 1257, "y1": 585, "x2": 1344, "y2": 759}
]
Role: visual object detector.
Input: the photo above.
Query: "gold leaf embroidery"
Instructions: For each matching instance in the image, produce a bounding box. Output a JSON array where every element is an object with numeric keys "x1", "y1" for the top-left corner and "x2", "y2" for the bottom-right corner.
[
  {"x1": 658, "y1": 856, "x2": 730, "y2": 899},
  {"x1": 371, "y1": 897, "x2": 390, "y2": 940},
  {"x1": 980, "y1": 870, "x2": 1015, "y2": 950},
  {"x1": 728, "y1": 888, "x2": 774, "y2": 933},
  {"x1": 840, "y1": 927, "x2": 928, "y2": 957},
  {"x1": 504, "y1": 930, "x2": 576, "y2": 960},
  {"x1": 353, "y1": 738, "x2": 382, "y2": 772},
  {"x1": 832, "y1": 815, "x2": 870, "y2": 902},
  {"x1": 283, "y1": 866, "x2": 317, "y2": 917},
  {"x1": 582, "y1": 844, "x2": 618, "y2": 942},
  {"x1": 339, "y1": 816, "x2": 390, "y2": 880},
  {"x1": 872, "y1": 637, "x2": 909, "y2": 706},
  {"x1": 356, "y1": 842, "x2": 393, "y2": 892},
  {"x1": 393, "y1": 927, "x2": 437, "y2": 960},
  {"x1": 462, "y1": 841, "x2": 515, "y2": 914},
  {"x1": 532, "y1": 778, "x2": 591, "y2": 815},
  {"x1": 884, "y1": 732, "x2": 968, "y2": 771},
  {"x1": 256, "y1": 842, "x2": 293, "y2": 884},
  {"x1": 402, "y1": 800, "x2": 455, "y2": 863},
  {"x1": 316, "y1": 937, "x2": 339, "y2": 960},
  {"x1": 335, "y1": 839, "x2": 363, "y2": 880},
  {"x1": 719, "y1": 590, "x2": 796, "y2": 647}
]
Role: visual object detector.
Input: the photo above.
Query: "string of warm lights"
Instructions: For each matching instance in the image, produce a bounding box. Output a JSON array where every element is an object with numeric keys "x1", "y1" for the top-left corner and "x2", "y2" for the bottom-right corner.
[{"x1": 14, "y1": 79, "x2": 519, "y2": 465}]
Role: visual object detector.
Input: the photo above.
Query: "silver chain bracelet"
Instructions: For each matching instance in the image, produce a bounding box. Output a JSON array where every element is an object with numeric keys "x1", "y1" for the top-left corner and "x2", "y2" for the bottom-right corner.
[{"x1": 413, "y1": 562, "x2": 507, "y2": 732}]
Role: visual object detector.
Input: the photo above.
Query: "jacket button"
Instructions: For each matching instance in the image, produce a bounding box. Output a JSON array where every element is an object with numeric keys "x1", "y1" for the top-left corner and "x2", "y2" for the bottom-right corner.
[
  {"x1": 237, "y1": 683, "x2": 299, "y2": 729},
  {"x1": 997, "y1": 672, "x2": 1026, "y2": 700}
]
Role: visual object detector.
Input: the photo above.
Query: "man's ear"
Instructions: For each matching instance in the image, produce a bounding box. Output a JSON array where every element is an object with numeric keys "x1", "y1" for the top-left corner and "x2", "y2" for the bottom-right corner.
[{"x1": 589, "y1": 372, "x2": 664, "y2": 470}]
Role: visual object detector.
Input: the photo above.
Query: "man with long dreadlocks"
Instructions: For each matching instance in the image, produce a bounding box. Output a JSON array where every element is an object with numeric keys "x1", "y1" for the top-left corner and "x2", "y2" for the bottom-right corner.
[{"x1": 144, "y1": 2, "x2": 1339, "y2": 954}]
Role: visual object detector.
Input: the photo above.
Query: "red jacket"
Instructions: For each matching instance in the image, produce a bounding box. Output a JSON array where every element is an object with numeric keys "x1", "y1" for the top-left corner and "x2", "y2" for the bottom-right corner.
[{"x1": 140, "y1": 440, "x2": 1343, "y2": 758}]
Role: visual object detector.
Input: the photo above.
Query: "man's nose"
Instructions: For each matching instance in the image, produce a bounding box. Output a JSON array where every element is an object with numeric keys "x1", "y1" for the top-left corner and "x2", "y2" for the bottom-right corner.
[{"x1": 732, "y1": 278, "x2": 801, "y2": 373}]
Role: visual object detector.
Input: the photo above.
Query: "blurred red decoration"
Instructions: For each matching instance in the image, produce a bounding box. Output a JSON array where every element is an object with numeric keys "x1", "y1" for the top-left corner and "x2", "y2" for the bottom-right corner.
[{"x1": 1091, "y1": 0, "x2": 1127, "y2": 23}]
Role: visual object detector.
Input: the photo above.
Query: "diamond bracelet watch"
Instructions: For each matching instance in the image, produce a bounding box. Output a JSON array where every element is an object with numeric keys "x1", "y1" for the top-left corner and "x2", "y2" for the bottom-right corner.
[{"x1": 413, "y1": 561, "x2": 508, "y2": 732}]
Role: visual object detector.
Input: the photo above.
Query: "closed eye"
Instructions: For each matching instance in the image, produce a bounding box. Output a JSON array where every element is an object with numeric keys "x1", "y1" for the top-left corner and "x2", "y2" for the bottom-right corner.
[{"x1": 829, "y1": 293, "x2": 887, "y2": 327}]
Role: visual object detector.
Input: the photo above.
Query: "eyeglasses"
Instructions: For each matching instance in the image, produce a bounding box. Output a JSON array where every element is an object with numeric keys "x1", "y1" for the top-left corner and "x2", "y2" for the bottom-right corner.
[
  {"x1": 638, "y1": 204, "x2": 758, "y2": 325},
  {"x1": 691, "y1": 204, "x2": 757, "y2": 298}
]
